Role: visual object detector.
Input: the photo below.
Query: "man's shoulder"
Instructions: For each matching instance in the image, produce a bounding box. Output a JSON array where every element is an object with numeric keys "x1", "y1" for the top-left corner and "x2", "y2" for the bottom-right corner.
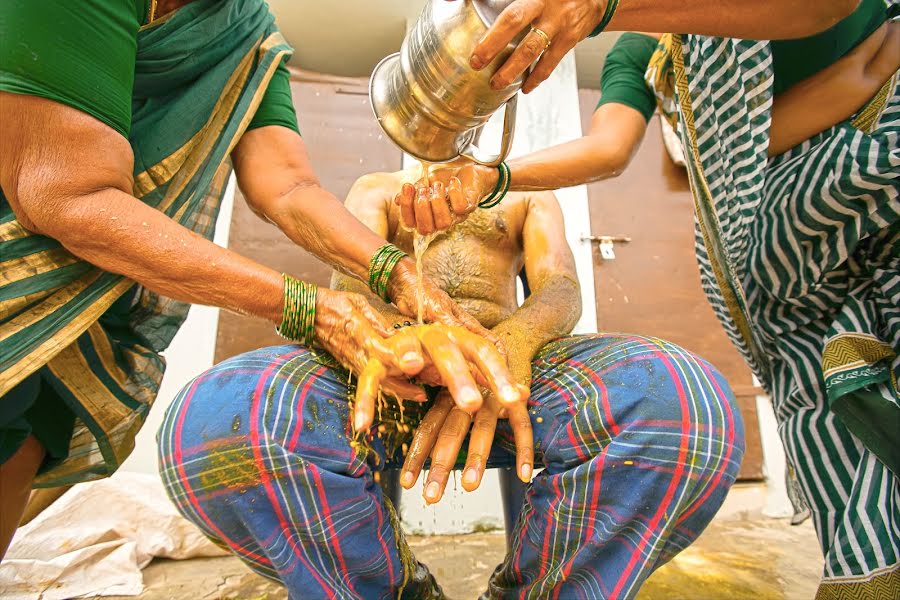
[
  {"x1": 346, "y1": 171, "x2": 406, "y2": 210},
  {"x1": 515, "y1": 189, "x2": 561, "y2": 211},
  {"x1": 351, "y1": 171, "x2": 405, "y2": 192}
]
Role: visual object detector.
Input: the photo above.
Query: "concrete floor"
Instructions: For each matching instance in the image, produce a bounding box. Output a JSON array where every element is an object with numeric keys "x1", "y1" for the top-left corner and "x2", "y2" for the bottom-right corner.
[{"x1": 94, "y1": 485, "x2": 823, "y2": 599}]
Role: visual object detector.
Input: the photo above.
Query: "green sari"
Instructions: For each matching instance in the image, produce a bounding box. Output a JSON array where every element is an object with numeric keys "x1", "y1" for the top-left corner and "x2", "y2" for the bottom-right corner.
[
  {"x1": 645, "y1": 6, "x2": 899, "y2": 594},
  {"x1": 0, "y1": 0, "x2": 292, "y2": 486}
]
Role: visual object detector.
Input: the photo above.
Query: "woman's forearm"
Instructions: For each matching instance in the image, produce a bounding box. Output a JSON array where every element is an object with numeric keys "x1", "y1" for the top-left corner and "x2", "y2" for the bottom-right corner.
[
  {"x1": 265, "y1": 184, "x2": 420, "y2": 305},
  {"x1": 232, "y1": 126, "x2": 419, "y2": 302},
  {"x1": 36, "y1": 186, "x2": 284, "y2": 323},
  {"x1": 264, "y1": 183, "x2": 413, "y2": 283},
  {"x1": 493, "y1": 103, "x2": 648, "y2": 192},
  {"x1": 504, "y1": 135, "x2": 629, "y2": 191},
  {"x1": 608, "y1": 1, "x2": 859, "y2": 40}
]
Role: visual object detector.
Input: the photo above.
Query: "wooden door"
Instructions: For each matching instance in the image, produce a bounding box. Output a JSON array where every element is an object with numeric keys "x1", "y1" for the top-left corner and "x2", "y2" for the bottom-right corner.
[
  {"x1": 580, "y1": 89, "x2": 764, "y2": 479},
  {"x1": 214, "y1": 70, "x2": 403, "y2": 362}
]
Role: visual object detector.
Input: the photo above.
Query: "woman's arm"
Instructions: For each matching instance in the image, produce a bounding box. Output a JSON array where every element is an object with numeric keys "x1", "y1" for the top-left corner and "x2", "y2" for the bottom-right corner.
[
  {"x1": 397, "y1": 102, "x2": 649, "y2": 234},
  {"x1": 473, "y1": 0, "x2": 860, "y2": 93},
  {"x1": 0, "y1": 93, "x2": 284, "y2": 323},
  {"x1": 506, "y1": 103, "x2": 648, "y2": 191},
  {"x1": 232, "y1": 125, "x2": 507, "y2": 348},
  {"x1": 329, "y1": 173, "x2": 409, "y2": 325},
  {"x1": 0, "y1": 93, "x2": 527, "y2": 418},
  {"x1": 232, "y1": 126, "x2": 417, "y2": 299}
]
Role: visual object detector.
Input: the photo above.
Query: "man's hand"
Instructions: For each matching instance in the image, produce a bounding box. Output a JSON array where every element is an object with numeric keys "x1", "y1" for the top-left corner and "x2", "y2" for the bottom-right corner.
[
  {"x1": 393, "y1": 163, "x2": 497, "y2": 234},
  {"x1": 400, "y1": 387, "x2": 533, "y2": 504},
  {"x1": 353, "y1": 324, "x2": 524, "y2": 433}
]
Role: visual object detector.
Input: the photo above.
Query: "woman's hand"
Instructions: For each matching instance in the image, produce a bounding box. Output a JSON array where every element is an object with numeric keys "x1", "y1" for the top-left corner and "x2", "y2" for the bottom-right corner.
[
  {"x1": 389, "y1": 260, "x2": 506, "y2": 353},
  {"x1": 350, "y1": 323, "x2": 525, "y2": 433},
  {"x1": 394, "y1": 163, "x2": 497, "y2": 235},
  {"x1": 400, "y1": 386, "x2": 533, "y2": 504},
  {"x1": 314, "y1": 287, "x2": 429, "y2": 410},
  {"x1": 467, "y1": 0, "x2": 605, "y2": 94}
]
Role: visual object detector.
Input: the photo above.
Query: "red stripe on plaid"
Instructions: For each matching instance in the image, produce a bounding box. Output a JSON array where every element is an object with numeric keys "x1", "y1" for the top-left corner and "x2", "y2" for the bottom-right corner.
[
  {"x1": 610, "y1": 343, "x2": 692, "y2": 598},
  {"x1": 173, "y1": 375, "x2": 272, "y2": 566},
  {"x1": 676, "y1": 359, "x2": 738, "y2": 525},
  {"x1": 286, "y1": 364, "x2": 328, "y2": 451},
  {"x1": 248, "y1": 353, "x2": 337, "y2": 598}
]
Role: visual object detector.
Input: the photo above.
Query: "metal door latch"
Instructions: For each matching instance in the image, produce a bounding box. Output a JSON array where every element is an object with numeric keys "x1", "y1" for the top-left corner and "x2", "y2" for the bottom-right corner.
[{"x1": 582, "y1": 235, "x2": 631, "y2": 260}]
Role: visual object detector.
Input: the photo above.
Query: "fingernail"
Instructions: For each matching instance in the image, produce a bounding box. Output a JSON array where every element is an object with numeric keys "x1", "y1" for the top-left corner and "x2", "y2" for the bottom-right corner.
[
  {"x1": 470, "y1": 55, "x2": 483, "y2": 70},
  {"x1": 401, "y1": 471, "x2": 414, "y2": 488},
  {"x1": 402, "y1": 352, "x2": 421, "y2": 365},
  {"x1": 458, "y1": 388, "x2": 481, "y2": 408},
  {"x1": 425, "y1": 481, "x2": 441, "y2": 501},
  {"x1": 490, "y1": 77, "x2": 504, "y2": 90},
  {"x1": 463, "y1": 468, "x2": 478, "y2": 486},
  {"x1": 354, "y1": 413, "x2": 366, "y2": 431},
  {"x1": 520, "y1": 464, "x2": 532, "y2": 482},
  {"x1": 501, "y1": 385, "x2": 519, "y2": 403}
]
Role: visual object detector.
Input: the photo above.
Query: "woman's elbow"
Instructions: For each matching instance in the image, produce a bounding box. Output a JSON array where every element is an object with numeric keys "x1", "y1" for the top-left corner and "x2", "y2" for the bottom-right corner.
[{"x1": 15, "y1": 184, "x2": 113, "y2": 247}]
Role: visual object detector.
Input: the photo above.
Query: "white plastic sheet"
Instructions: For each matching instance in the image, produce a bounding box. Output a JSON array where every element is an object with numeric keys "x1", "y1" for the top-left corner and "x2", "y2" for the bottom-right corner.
[{"x1": 0, "y1": 472, "x2": 227, "y2": 599}]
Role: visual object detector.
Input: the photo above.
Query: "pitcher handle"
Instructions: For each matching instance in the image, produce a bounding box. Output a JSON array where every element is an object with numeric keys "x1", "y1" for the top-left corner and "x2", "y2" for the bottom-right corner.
[{"x1": 458, "y1": 94, "x2": 517, "y2": 167}]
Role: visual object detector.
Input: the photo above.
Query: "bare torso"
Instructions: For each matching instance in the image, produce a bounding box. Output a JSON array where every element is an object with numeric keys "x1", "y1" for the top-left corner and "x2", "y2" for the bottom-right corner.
[{"x1": 383, "y1": 168, "x2": 533, "y2": 329}]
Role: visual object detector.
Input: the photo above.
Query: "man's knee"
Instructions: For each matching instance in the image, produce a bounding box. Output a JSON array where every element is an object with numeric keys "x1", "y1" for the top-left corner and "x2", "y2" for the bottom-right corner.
[
  {"x1": 539, "y1": 335, "x2": 745, "y2": 480},
  {"x1": 157, "y1": 345, "x2": 356, "y2": 494}
]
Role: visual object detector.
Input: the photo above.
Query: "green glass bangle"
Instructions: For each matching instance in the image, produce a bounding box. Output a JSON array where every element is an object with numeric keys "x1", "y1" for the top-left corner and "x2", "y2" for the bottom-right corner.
[
  {"x1": 589, "y1": 0, "x2": 619, "y2": 37},
  {"x1": 368, "y1": 245, "x2": 404, "y2": 297},
  {"x1": 376, "y1": 250, "x2": 405, "y2": 302},
  {"x1": 368, "y1": 244, "x2": 407, "y2": 302},
  {"x1": 277, "y1": 274, "x2": 317, "y2": 347},
  {"x1": 479, "y1": 161, "x2": 510, "y2": 209}
]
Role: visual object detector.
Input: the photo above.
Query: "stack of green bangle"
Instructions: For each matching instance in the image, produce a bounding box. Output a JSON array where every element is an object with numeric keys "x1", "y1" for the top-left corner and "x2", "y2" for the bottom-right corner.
[
  {"x1": 368, "y1": 244, "x2": 407, "y2": 302},
  {"x1": 478, "y1": 161, "x2": 510, "y2": 209},
  {"x1": 277, "y1": 274, "x2": 317, "y2": 346},
  {"x1": 589, "y1": 0, "x2": 619, "y2": 37}
]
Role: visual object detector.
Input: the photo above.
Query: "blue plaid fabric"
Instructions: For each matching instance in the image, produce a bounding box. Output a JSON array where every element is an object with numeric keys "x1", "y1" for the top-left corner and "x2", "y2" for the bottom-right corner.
[{"x1": 158, "y1": 334, "x2": 744, "y2": 599}]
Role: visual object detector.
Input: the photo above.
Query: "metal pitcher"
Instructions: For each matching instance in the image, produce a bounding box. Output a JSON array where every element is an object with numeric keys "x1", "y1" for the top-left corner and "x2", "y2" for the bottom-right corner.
[{"x1": 369, "y1": 0, "x2": 524, "y2": 166}]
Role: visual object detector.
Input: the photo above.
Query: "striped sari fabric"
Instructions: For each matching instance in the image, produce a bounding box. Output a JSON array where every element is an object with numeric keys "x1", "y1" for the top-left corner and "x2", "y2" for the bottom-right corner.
[
  {"x1": 159, "y1": 335, "x2": 745, "y2": 599},
  {"x1": 670, "y1": 16, "x2": 899, "y2": 597},
  {"x1": 0, "y1": 0, "x2": 292, "y2": 486}
]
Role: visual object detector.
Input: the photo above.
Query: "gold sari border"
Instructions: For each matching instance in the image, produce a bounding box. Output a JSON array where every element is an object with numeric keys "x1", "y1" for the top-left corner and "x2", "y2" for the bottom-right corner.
[
  {"x1": 0, "y1": 277, "x2": 134, "y2": 397},
  {"x1": 669, "y1": 35, "x2": 770, "y2": 375}
]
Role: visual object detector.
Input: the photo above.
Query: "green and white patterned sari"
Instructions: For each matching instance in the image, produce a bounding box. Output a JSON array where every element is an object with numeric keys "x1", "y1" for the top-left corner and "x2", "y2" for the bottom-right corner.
[
  {"x1": 656, "y1": 12, "x2": 899, "y2": 597},
  {"x1": 0, "y1": 0, "x2": 292, "y2": 486}
]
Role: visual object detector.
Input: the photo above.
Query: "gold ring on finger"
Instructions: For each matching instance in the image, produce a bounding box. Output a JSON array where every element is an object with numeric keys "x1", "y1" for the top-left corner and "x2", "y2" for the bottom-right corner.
[{"x1": 531, "y1": 27, "x2": 551, "y2": 49}]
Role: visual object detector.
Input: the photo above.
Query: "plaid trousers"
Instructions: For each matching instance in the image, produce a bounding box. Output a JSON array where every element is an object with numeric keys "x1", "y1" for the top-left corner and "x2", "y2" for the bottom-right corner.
[{"x1": 158, "y1": 334, "x2": 745, "y2": 599}]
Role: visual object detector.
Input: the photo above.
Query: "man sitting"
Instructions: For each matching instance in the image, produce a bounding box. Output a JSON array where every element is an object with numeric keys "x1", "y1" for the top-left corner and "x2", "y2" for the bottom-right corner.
[{"x1": 158, "y1": 164, "x2": 745, "y2": 598}]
